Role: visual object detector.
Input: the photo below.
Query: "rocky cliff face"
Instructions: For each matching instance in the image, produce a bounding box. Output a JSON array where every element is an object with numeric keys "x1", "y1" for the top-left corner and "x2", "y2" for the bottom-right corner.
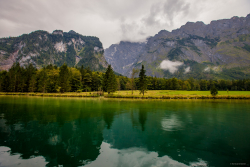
[
  {"x1": 0, "y1": 30, "x2": 108, "y2": 71},
  {"x1": 104, "y1": 41, "x2": 146, "y2": 75},
  {"x1": 104, "y1": 14, "x2": 250, "y2": 79}
]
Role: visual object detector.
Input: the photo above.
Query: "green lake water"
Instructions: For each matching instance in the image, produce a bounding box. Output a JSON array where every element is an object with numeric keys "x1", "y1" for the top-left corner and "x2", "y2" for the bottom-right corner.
[{"x1": 0, "y1": 96, "x2": 250, "y2": 167}]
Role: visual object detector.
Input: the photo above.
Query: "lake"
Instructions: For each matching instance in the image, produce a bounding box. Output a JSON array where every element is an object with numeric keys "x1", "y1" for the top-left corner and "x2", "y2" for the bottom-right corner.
[{"x1": 0, "y1": 96, "x2": 250, "y2": 167}]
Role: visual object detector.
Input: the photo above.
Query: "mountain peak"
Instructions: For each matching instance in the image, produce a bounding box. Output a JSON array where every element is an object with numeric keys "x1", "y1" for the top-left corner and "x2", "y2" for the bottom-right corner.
[
  {"x1": 104, "y1": 14, "x2": 250, "y2": 79},
  {"x1": 0, "y1": 30, "x2": 108, "y2": 71},
  {"x1": 68, "y1": 30, "x2": 77, "y2": 34},
  {"x1": 52, "y1": 30, "x2": 63, "y2": 36}
]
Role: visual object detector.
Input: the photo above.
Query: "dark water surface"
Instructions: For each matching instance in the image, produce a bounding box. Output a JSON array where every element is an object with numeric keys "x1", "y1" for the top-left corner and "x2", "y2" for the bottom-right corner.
[{"x1": 0, "y1": 96, "x2": 250, "y2": 167}]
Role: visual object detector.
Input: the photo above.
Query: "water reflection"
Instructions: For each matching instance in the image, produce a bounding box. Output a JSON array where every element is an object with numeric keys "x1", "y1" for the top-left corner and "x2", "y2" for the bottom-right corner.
[
  {"x1": 103, "y1": 109, "x2": 115, "y2": 129},
  {"x1": 85, "y1": 142, "x2": 208, "y2": 167},
  {"x1": 0, "y1": 97, "x2": 250, "y2": 167},
  {"x1": 0, "y1": 118, "x2": 104, "y2": 166},
  {"x1": 0, "y1": 101, "x2": 104, "y2": 166},
  {"x1": 139, "y1": 109, "x2": 147, "y2": 131},
  {"x1": 161, "y1": 114, "x2": 183, "y2": 131},
  {"x1": 0, "y1": 146, "x2": 47, "y2": 167}
]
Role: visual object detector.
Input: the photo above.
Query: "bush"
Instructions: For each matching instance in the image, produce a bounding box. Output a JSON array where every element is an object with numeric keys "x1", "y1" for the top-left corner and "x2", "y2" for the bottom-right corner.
[
  {"x1": 210, "y1": 86, "x2": 218, "y2": 96},
  {"x1": 77, "y1": 89, "x2": 82, "y2": 93}
]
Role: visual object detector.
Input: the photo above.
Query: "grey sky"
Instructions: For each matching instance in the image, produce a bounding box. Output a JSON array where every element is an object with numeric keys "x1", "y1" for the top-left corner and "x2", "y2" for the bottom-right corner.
[{"x1": 0, "y1": 0, "x2": 249, "y2": 48}]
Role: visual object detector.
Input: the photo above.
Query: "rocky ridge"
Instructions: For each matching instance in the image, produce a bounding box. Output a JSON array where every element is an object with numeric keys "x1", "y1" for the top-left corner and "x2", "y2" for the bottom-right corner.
[
  {"x1": 104, "y1": 14, "x2": 250, "y2": 79},
  {"x1": 104, "y1": 41, "x2": 146, "y2": 75},
  {"x1": 0, "y1": 30, "x2": 108, "y2": 71}
]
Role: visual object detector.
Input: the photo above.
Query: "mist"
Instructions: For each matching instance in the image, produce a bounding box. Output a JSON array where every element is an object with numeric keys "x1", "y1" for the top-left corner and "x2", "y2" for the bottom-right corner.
[
  {"x1": 184, "y1": 66, "x2": 191, "y2": 73},
  {"x1": 159, "y1": 60, "x2": 183, "y2": 73}
]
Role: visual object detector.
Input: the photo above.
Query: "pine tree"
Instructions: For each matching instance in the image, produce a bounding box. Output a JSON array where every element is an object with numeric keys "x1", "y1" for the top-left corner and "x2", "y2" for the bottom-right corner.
[
  {"x1": 28, "y1": 75, "x2": 36, "y2": 92},
  {"x1": 83, "y1": 73, "x2": 92, "y2": 91},
  {"x1": 37, "y1": 68, "x2": 48, "y2": 93},
  {"x1": 70, "y1": 68, "x2": 82, "y2": 92},
  {"x1": 47, "y1": 68, "x2": 60, "y2": 93},
  {"x1": 26, "y1": 64, "x2": 37, "y2": 92},
  {"x1": 171, "y1": 77, "x2": 180, "y2": 90},
  {"x1": 59, "y1": 63, "x2": 71, "y2": 93},
  {"x1": 0, "y1": 71, "x2": 10, "y2": 92},
  {"x1": 103, "y1": 65, "x2": 117, "y2": 94},
  {"x1": 131, "y1": 68, "x2": 139, "y2": 94},
  {"x1": 8, "y1": 63, "x2": 21, "y2": 92},
  {"x1": 139, "y1": 65, "x2": 147, "y2": 96},
  {"x1": 92, "y1": 72, "x2": 101, "y2": 91}
]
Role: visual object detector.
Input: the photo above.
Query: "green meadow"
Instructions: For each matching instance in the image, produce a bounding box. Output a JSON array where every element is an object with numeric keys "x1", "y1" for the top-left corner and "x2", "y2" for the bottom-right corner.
[
  {"x1": 1, "y1": 90, "x2": 250, "y2": 99},
  {"x1": 113, "y1": 90, "x2": 250, "y2": 96}
]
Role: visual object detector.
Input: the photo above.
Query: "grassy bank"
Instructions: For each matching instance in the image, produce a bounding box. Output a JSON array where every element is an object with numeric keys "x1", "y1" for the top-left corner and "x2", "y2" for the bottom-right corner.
[
  {"x1": 105, "y1": 90, "x2": 250, "y2": 99},
  {"x1": 112, "y1": 90, "x2": 250, "y2": 96},
  {"x1": 0, "y1": 92, "x2": 101, "y2": 97},
  {"x1": 1, "y1": 90, "x2": 250, "y2": 99}
]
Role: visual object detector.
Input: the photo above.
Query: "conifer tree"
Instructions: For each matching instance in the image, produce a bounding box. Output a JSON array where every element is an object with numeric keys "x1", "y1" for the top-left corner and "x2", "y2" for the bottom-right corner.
[
  {"x1": 28, "y1": 75, "x2": 36, "y2": 92},
  {"x1": 70, "y1": 67, "x2": 82, "y2": 92},
  {"x1": 59, "y1": 63, "x2": 71, "y2": 93},
  {"x1": 47, "y1": 68, "x2": 60, "y2": 93},
  {"x1": 91, "y1": 72, "x2": 101, "y2": 91},
  {"x1": 0, "y1": 71, "x2": 10, "y2": 92},
  {"x1": 139, "y1": 65, "x2": 147, "y2": 96},
  {"x1": 37, "y1": 67, "x2": 48, "y2": 93},
  {"x1": 171, "y1": 77, "x2": 180, "y2": 90},
  {"x1": 103, "y1": 65, "x2": 117, "y2": 94},
  {"x1": 8, "y1": 63, "x2": 21, "y2": 92},
  {"x1": 26, "y1": 64, "x2": 36, "y2": 92},
  {"x1": 131, "y1": 68, "x2": 139, "y2": 94}
]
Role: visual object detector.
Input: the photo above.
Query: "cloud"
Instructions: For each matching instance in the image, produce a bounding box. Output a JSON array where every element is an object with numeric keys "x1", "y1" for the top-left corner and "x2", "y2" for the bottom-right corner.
[
  {"x1": 86, "y1": 142, "x2": 208, "y2": 167},
  {"x1": 161, "y1": 114, "x2": 183, "y2": 131},
  {"x1": 162, "y1": 0, "x2": 191, "y2": 26},
  {"x1": 0, "y1": 146, "x2": 47, "y2": 167},
  {"x1": 184, "y1": 66, "x2": 191, "y2": 73},
  {"x1": 142, "y1": 2, "x2": 162, "y2": 27},
  {"x1": 159, "y1": 60, "x2": 183, "y2": 73},
  {"x1": 141, "y1": 0, "x2": 193, "y2": 28},
  {"x1": 120, "y1": 0, "x2": 193, "y2": 44},
  {"x1": 0, "y1": 0, "x2": 249, "y2": 48},
  {"x1": 0, "y1": 142, "x2": 208, "y2": 167}
]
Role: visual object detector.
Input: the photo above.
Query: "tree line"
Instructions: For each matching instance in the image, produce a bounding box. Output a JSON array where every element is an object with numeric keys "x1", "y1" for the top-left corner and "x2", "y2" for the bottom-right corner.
[
  {"x1": 0, "y1": 63, "x2": 250, "y2": 93},
  {"x1": 0, "y1": 63, "x2": 103, "y2": 93},
  {"x1": 145, "y1": 76, "x2": 250, "y2": 91}
]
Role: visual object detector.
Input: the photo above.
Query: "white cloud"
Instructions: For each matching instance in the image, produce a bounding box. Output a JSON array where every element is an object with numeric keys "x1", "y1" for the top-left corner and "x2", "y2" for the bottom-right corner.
[
  {"x1": 161, "y1": 114, "x2": 183, "y2": 131},
  {"x1": 0, "y1": 0, "x2": 249, "y2": 48},
  {"x1": 85, "y1": 142, "x2": 208, "y2": 167},
  {"x1": 184, "y1": 66, "x2": 191, "y2": 73},
  {"x1": 159, "y1": 60, "x2": 183, "y2": 73},
  {"x1": 0, "y1": 146, "x2": 47, "y2": 167}
]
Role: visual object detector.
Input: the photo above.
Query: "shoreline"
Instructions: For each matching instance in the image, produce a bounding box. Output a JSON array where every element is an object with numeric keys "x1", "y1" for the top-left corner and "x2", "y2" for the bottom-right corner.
[{"x1": 1, "y1": 92, "x2": 250, "y2": 99}]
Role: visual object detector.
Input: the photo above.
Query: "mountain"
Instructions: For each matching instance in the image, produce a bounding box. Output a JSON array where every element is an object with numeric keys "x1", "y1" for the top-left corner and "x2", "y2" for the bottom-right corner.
[
  {"x1": 0, "y1": 30, "x2": 108, "y2": 71},
  {"x1": 104, "y1": 41, "x2": 146, "y2": 75},
  {"x1": 104, "y1": 14, "x2": 250, "y2": 79}
]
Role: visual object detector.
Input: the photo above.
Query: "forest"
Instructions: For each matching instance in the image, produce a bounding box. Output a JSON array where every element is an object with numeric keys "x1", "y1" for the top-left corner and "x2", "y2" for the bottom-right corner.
[{"x1": 0, "y1": 63, "x2": 250, "y2": 94}]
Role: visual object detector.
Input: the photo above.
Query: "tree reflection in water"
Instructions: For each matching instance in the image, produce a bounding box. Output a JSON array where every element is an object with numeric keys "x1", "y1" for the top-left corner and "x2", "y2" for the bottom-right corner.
[{"x1": 0, "y1": 97, "x2": 250, "y2": 167}]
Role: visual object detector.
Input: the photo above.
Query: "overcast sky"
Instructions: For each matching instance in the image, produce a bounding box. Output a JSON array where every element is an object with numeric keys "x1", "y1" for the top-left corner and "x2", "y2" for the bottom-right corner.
[{"x1": 0, "y1": 0, "x2": 249, "y2": 48}]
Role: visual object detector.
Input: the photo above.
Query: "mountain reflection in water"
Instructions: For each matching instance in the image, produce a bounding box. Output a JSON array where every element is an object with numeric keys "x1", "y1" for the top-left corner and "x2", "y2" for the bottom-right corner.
[{"x1": 0, "y1": 97, "x2": 250, "y2": 167}]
